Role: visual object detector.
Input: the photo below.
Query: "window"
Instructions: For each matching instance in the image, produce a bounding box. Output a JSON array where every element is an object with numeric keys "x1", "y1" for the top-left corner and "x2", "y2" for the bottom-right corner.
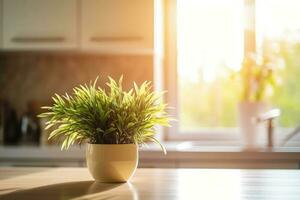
[
  {"x1": 166, "y1": 0, "x2": 300, "y2": 138},
  {"x1": 177, "y1": 0, "x2": 243, "y2": 132},
  {"x1": 256, "y1": 0, "x2": 300, "y2": 127}
]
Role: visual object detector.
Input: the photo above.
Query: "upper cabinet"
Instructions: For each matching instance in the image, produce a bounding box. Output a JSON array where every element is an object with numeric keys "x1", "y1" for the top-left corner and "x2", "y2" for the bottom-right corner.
[
  {"x1": 0, "y1": 0, "x2": 155, "y2": 54},
  {"x1": 2, "y1": 0, "x2": 77, "y2": 50},
  {"x1": 81, "y1": 0, "x2": 154, "y2": 54}
]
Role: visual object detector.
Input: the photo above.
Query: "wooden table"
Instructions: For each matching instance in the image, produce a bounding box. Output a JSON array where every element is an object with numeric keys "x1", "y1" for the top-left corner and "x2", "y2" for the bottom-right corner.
[{"x1": 0, "y1": 167, "x2": 300, "y2": 200}]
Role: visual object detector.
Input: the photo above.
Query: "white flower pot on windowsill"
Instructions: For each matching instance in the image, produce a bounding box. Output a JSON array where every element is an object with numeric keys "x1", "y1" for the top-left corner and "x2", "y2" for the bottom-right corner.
[{"x1": 238, "y1": 102, "x2": 268, "y2": 150}]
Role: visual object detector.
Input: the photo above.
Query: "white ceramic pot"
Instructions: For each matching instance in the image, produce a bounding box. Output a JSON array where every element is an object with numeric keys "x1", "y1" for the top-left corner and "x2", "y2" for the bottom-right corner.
[
  {"x1": 238, "y1": 102, "x2": 268, "y2": 150},
  {"x1": 86, "y1": 143, "x2": 138, "y2": 182}
]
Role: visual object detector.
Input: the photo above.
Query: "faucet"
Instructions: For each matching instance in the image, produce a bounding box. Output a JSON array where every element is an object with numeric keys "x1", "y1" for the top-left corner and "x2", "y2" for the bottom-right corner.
[
  {"x1": 256, "y1": 109, "x2": 281, "y2": 148},
  {"x1": 257, "y1": 109, "x2": 300, "y2": 147}
]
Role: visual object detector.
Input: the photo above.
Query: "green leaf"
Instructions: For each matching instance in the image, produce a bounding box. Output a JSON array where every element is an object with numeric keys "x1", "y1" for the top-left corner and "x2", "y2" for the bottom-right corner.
[
  {"x1": 149, "y1": 136, "x2": 167, "y2": 155},
  {"x1": 39, "y1": 76, "x2": 172, "y2": 152}
]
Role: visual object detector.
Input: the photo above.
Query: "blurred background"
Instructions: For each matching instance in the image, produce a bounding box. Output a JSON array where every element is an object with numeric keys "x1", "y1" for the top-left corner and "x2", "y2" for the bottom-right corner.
[{"x1": 1, "y1": 0, "x2": 300, "y2": 169}]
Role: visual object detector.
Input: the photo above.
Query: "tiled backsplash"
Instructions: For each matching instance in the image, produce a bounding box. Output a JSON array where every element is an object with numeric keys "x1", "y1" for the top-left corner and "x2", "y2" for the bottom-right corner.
[{"x1": 0, "y1": 52, "x2": 153, "y2": 116}]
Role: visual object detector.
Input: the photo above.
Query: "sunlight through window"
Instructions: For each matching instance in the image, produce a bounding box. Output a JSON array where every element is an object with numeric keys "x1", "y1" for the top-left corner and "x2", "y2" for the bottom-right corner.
[
  {"x1": 177, "y1": 0, "x2": 300, "y2": 132},
  {"x1": 177, "y1": 0, "x2": 244, "y2": 131}
]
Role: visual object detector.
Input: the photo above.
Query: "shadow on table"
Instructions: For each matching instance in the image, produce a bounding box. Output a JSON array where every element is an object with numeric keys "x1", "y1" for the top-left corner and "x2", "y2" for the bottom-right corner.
[
  {"x1": 0, "y1": 168, "x2": 51, "y2": 181},
  {"x1": 0, "y1": 181, "x2": 124, "y2": 200}
]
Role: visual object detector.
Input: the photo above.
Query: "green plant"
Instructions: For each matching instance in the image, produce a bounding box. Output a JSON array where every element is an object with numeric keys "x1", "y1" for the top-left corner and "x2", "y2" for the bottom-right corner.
[
  {"x1": 38, "y1": 77, "x2": 171, "y2": 153},
  {"x1": 237, "y1": 53, "x2": 283, "y2": 102}
]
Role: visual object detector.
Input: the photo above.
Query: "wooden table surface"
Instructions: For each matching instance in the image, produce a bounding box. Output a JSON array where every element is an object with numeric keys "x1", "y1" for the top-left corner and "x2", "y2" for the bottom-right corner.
[{"x1": 0, "y1": 167, "x2": 300, "y2": 200}]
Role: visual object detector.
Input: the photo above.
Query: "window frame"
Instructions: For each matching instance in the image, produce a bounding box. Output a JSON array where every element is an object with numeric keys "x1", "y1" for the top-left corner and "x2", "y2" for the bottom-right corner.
[{"x1": 163, "y1": 0, "x2": 256, "y2": 141}]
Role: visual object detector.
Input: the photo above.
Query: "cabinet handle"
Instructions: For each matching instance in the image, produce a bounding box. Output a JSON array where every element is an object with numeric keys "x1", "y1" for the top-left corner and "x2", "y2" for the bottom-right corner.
[
  {"x1": 90, "y1": 36, "x2": 142, "y2": 42},
  {"x1": 11, "y1": 37, "x2": 65, "y2": 43}
]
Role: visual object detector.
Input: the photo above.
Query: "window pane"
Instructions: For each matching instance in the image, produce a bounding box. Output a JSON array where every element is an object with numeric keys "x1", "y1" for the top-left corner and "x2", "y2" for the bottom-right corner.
[
  {"x1": 177, "y1": 0, "x2": 244, "y2": 131},
  {"x1": 256, "y1": 0, "x2": 300, "y2": 127}
]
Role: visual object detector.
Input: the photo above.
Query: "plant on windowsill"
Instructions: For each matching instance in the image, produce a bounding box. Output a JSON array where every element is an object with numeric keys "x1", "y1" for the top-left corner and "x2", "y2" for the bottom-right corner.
[
  {"x1": 38, "y1": 77, "x2": 171, "y2": 182},
  {"x1": 235, "y1": 53, "x2": 283, "y2": 149},
  {"x1": 238, "y1": 53, "x2": 282, "y2": 102}
]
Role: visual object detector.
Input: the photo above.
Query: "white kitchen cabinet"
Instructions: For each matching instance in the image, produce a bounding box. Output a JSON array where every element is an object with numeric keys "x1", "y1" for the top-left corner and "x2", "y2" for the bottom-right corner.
[
  {"x1": 81, "y1": 0, "x2": 154, "y2": 54},
  {"x1": 2, "y1": 0, "x2": 78, "y2": 50}
]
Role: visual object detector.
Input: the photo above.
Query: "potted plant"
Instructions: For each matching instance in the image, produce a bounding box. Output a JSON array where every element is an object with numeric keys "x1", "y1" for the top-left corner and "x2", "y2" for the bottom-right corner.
[
  {"x1": 236, "y1": 53, "x2": 283, "y2": 149},
  {"x1": 39, "y1": 77, "x2": 171, "y2": 182}
]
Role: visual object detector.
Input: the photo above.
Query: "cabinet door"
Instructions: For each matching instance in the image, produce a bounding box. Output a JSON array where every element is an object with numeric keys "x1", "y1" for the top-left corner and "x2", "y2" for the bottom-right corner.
[
  {"x1": 2, "y1": 0, "x2": 77, "y2": 50},
  {"x1": 81, "y1": 0, "x2": 154, "y2": 54}
]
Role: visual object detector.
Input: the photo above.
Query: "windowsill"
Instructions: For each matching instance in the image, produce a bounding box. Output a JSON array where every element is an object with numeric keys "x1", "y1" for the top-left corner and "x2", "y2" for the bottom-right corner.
[
  {"x1": 1, "y1": 142, "x2": 300, "y2": 168},
  {"x1": 1, "y1": 127, "x2": 300, "y2": 168},
  {"x1": 166, "y1": 127, "x2": 297, "y2": 144}
]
